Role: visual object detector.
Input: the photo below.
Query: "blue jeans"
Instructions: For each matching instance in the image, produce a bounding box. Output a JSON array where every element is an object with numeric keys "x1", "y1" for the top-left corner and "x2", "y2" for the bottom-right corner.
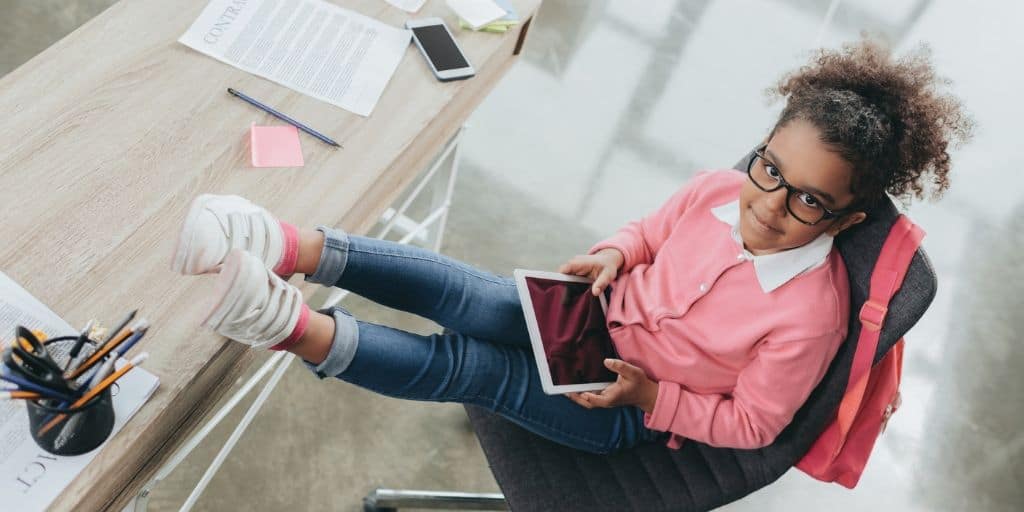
[{"x1": 301, "y1": 228, "x2": 664, "y2": 454}]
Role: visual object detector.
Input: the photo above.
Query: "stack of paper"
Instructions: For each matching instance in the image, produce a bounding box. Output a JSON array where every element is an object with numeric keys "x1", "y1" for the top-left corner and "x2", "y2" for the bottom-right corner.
[{"x1": 448, "y1": 0, "x2": 519, "y2": 32}]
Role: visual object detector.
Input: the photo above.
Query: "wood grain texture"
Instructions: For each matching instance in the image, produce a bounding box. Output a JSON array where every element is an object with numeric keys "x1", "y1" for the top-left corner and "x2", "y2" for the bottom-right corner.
[{"x1": 0, "y1": 0, "x2": 539, "y2": 509}]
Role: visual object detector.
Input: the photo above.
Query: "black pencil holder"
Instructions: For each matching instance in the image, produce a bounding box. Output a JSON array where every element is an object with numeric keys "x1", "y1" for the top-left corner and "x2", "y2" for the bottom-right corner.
[{"x1": 24, "y1": 337, "x2": 115, "y2": 456}]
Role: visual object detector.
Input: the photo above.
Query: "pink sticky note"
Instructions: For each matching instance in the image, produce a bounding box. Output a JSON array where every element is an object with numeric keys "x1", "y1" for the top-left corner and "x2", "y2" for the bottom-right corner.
[{"x1": 250, "y1": 124, "x2": 304, "y2": 167}]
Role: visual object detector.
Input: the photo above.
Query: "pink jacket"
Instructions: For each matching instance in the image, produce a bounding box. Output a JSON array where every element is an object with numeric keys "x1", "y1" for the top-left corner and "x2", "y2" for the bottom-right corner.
[{"x1": 589, "y1": 170, "x2": 849, "y2": 449}]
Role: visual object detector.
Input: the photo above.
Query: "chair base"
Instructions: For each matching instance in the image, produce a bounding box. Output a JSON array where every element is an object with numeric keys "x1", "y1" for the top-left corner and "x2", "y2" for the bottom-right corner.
[{"x1": 362, "y1": 489, "x2": 507, "y2": 511}]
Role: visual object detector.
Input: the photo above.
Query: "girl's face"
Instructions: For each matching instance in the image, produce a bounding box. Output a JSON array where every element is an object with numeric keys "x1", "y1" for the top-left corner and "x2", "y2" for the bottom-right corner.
[{"x1": 738, "y1": 119, "x2": 867, "y2": 255}]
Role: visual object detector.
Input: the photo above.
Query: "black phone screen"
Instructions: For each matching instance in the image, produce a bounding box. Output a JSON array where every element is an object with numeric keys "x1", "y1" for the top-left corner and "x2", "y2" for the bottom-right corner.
[{"x1": 412, "y1": 24, "x2": 469, "y2": 71}]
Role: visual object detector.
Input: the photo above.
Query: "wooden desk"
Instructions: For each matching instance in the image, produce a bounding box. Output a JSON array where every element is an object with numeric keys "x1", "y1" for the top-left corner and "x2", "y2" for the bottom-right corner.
[{"x1": 0, "y1": 0, "x2": 538, "y2": 509}]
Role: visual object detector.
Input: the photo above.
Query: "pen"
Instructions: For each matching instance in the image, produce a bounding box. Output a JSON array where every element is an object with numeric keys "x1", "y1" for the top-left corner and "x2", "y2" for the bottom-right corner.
[
  {"x1": 115, "y1": 321, "x2": 149, "y2": 357},
  {"x1": 99, "y1": 309, "x2": 138, "y2": 351},
  {"x1": 87, "y1": 351, "x2": 119, "y2": 389},
  {"x1": 65, "y1": 319, "x2": 95, "y2": 372},
  {"x1": 38, "y1": 353, "x2": 149, "y2": 436},
  {"x1": 227, "y1": 88, "x2": 342, "y2": 148},
  {"x1": 0, "y1": 372, "x2": 77, "y2": 402},
  {"x1": 70, "y1": 309, "x2": 136, "y2": 371},
  {"x1": 65, "y1": 319, "x2": 142, "y2": 380}
]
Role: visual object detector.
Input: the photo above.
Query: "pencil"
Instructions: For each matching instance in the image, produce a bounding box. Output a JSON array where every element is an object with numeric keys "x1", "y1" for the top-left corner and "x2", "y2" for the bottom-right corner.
[
  {"x1": 1, "y1": 390, "x2": 43, "y2": 400},
  {"x1": 65, "y1": 318, "x2": 145, "y2": 380},
  {"x1": 65, "y1": 311, "x2": 136, "y2": 374},
  {"x1": 227, "y1": 88, "x2": 342, "y2": 148},
  {"x1": 0, "y1": 373, "x2": 77, "y2": 402},
  {"x1": 38, "y1": 353, "x2": 149, "y2": 436},
  {"x1": 87, "y1": 351, "x2": 119, "y2": 389},
  {"x1": 115, "y1": 323, "x2": 149, "y2": 357},
  {"x1": 100, "y1": 309, "x2": 138, "y2": 350}
]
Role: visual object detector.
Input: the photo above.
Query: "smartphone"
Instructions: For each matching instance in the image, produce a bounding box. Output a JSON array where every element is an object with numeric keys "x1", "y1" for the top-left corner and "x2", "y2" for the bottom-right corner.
[{"x1": 406, "y1": 18, "x2": 475, "y2": 82}]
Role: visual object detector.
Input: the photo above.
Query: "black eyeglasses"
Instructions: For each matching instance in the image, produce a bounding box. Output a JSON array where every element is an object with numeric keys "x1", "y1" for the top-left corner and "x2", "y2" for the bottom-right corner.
[{"x1": 746, "y1": 145, "x2": 856, "y2": 225}]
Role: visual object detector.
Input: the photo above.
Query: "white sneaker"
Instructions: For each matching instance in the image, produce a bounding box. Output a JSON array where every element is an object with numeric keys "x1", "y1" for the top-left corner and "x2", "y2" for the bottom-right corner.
[
  {"x1": 203, "y1": 249, "x2": 309, "y2": 350},
  {"x1": 172, "y1": 194, "x2": 297, "y2": 276}
]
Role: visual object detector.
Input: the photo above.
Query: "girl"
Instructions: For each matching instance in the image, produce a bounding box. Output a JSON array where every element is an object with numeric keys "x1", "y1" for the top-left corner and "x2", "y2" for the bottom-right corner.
[{"x1": 173, "y1": 39, "x2": 970, "y2": 454}]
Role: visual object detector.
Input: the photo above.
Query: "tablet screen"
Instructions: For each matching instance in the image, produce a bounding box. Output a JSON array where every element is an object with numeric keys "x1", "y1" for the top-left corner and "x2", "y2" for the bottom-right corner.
[{"x1": 523, "y1": 277, "x2": 619, "y2": 385}]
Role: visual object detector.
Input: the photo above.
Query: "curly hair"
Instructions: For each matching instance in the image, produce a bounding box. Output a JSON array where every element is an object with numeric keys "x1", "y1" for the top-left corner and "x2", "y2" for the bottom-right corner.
[{"x1": 768, "y1": 38, "x2": 973, "y2": 209}]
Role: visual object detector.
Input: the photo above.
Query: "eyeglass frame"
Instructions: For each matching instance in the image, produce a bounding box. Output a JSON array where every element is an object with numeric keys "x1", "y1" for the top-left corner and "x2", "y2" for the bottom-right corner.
[{"x1": 746, "y1": 144, "x2": 858, "y2": 226}]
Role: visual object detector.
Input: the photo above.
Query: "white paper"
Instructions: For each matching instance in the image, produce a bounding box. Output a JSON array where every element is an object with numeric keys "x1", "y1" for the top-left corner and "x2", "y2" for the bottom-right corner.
[
  {"x1": 446, "y1": 0, "x2": 507, "y2": 29},
  {"x1": 0, "y1": 271, "x2": 160, "y2": 511},
  {"x1": 179, "y1": 0, "x2": 412, "y2": 117},
  {"x1": 384, "y1": 0, "x2": 427, "y2": 13}
]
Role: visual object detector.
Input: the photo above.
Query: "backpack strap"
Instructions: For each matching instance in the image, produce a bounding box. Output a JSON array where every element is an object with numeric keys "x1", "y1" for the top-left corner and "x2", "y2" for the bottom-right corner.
[{"x1": 834, "y1": 215, "x2": 925, "y2": 448}]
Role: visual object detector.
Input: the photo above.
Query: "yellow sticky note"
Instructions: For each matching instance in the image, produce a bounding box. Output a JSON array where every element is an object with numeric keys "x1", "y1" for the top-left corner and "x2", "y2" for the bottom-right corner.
[{"x1": 250, "y1": 124, "x2": 304, "y2": 168}]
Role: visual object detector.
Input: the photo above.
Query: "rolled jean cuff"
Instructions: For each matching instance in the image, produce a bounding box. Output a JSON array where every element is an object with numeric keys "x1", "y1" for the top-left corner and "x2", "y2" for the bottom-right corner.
[
  {"x1": 304, "y1": 226, "x2": 350, "y2": 286},
  {"x1": 302, "y1": 306, "x2": 359, "y2": 379}
]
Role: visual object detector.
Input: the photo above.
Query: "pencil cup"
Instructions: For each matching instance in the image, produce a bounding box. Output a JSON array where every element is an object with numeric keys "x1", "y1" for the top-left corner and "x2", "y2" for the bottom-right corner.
[{"x1": 25, "y1": 337, "x2": 115, "y2": 456}]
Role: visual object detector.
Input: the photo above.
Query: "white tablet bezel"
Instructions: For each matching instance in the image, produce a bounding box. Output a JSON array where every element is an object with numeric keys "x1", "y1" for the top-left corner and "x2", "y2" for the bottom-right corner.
[{"x1": 513, "y1": 269, "x2": 615, "y2": 395}]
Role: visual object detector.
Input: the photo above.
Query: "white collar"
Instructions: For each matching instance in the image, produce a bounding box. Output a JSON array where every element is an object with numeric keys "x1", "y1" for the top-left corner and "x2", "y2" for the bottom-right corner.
[{"x1": 710, "y1": 200, "x2": 834, "y2": 293}]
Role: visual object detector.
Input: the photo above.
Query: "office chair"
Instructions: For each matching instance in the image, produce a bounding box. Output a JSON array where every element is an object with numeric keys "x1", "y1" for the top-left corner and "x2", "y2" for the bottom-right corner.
[{"x1": 363, "y1": 151, "x2": 938, "y2": 511}]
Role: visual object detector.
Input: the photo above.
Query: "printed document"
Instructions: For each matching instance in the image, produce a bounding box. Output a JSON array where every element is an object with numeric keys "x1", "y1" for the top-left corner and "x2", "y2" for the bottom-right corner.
[{"x1": 180, "y1": 0, "x2": 412, "y2": 117}]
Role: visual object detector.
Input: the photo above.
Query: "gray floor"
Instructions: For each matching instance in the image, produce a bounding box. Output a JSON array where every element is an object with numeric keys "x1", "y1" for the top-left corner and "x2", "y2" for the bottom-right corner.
[{"x1": 3, "y1": 1, "x2": 1023, "y2": 511}]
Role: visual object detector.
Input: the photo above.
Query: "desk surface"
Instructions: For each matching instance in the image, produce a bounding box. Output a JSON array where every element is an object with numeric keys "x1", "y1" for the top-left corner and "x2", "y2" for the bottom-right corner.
[{"x1": 0, "y1": 0, "x2": 538, "y2": 509}]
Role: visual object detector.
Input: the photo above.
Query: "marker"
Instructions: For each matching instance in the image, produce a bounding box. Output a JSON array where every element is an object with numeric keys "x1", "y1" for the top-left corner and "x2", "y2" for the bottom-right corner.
[{"x1": 65, "y1": 320, "x2": 96, "y2": 372}]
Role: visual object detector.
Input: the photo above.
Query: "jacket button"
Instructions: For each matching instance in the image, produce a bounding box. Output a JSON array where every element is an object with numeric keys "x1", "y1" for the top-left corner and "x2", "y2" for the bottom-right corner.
[
  {"x1": 737, "y1": 253, "x2": 746, "y2": 260},
  {"x1": 699, "y1": 282, "x2": 708, "y2": 292}
]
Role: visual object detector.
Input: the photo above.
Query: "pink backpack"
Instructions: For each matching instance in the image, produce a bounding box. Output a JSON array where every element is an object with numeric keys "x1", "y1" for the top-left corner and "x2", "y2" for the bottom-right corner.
[{"x1": 796, "y1": 215, "x2": 924, "y2": 488}]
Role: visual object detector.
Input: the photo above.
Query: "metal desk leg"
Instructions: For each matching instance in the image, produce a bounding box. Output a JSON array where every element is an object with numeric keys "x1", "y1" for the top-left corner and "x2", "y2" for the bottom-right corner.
[
  {"x1": 322, "y1": 124, "x2": 467, "y2": 310},
  {"x1": 130, "y1": 351, "x2": 293, "y2": 512}
]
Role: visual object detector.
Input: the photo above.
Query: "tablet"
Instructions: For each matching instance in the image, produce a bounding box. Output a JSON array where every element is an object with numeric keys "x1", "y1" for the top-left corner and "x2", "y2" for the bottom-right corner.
[{"x1": 513, "y1": 269, "x2": 619, "y2": 395}]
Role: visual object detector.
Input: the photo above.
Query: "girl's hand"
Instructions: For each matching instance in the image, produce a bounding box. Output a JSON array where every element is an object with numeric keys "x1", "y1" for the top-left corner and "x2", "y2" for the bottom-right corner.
[
  {"x1": 558, "y1": 248, "x2": 624, "y2": 296},
  {"x1": 565, "y1": 359, "x2": 659, "y2": 413}
]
